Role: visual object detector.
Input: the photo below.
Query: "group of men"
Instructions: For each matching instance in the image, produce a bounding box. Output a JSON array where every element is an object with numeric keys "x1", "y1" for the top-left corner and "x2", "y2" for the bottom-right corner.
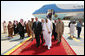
[
  {"x1": 32, "y1": 17, "x2": 64, "y2": 49},
  {"x1": 3, "y1": 17, "x2": 64, "y2": 50},
  {"x1": 68, "y1": 19, "x2": 83, "y2": 39},
  {"x1": 3, "y1": 18, "x2": 34, "y2": 39}
]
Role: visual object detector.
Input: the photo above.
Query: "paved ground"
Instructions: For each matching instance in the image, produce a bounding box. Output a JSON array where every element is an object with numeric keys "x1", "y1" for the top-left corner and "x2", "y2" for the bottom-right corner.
[
  {"x1": 1, "y1": 27, "x2": 84, "y2": 55},
  {"x1": 1, "y1": 33, "x2": 29, "y2": 54},
  {"x1": 63, "y1": 27, "x2": 84, "y2": 55}
]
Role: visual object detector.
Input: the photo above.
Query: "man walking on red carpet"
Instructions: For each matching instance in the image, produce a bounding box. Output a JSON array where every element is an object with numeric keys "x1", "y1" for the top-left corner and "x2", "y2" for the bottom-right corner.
[
  {"x1": 55, "y1": 18, "x2": 64, "y2": 44},
  {"x1": 43, "y1": 19, "x2": 53, "y2": 49},
  {"x1": 32, "y1": 17, "x2": 42, "y2": 48}
]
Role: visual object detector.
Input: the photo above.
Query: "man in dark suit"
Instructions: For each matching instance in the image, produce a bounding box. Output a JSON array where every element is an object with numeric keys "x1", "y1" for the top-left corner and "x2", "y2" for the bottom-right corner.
[
  {"x1": 52, "y1": 20, "x2": 57, "y2": 40},
  {"x1": 13, "y1": 20, "x2": 17, "y2": 36},
  {"x1": 17, "y1": 19, "x2": 25, "y2": 39},
  {"x1": 32, "y1": 17, "x2": 42, "y2": 47},
  {"x1": 76, "y1": 19, "x2": 82, "y2": 39}
]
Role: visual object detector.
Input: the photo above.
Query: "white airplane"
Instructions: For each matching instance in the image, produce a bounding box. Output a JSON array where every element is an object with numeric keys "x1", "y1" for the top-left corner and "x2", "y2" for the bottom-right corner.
[{"x1": 32, "y1": 4, "x2": 84, "y2": 20}]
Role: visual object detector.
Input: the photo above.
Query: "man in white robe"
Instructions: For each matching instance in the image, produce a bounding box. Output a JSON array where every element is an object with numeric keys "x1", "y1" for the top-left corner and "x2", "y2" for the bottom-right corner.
[
  {"x1": 42, "y1": 19, "x2": 47, "y2": 43},
  {"x1": 42, "y1": 19, "x2": 53, "y2": 49},
  {"x1": 70, "y1": 21, "x2": 76, "y2": 38}
]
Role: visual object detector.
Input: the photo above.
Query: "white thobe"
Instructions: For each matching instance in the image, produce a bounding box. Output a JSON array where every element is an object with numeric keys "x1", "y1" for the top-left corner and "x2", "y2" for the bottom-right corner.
[
  {"x1": 70, "y1": 23, "x2": 75, "y2": 36},
  {"x1": 43, "y1": 19, "x2": 53, "y2": 47},
  {"x1": 42, "y1": 22, "x2": 47, "y2": 43},
  {"x1": 3, "y1": 23, "x2": 7, "y2": 32}
]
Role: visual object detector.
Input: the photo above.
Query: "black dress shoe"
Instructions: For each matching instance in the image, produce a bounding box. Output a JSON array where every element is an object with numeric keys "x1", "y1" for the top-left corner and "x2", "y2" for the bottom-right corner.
[
  {"x1": 77, "y1": 37, "x2": 81, "y2": 39},
  {"x1": 54, "y1": 39, "x2": 57, "y2": 41},
  {"x1": 20, "y1": 37, "x2": 24, "y2": 39},
  {"x1": 41, "y1": 41, "x2": 44, "y2": 44},
  {"x1": 41, "y1": 43, "x2": 43, "y2": 45},
  {"x1": 20, "y1": 37, "x2": 22, "y2": 39},
  {"x1": 36, "y1": 44, "x2": 39, "y2": 48},
  {"x1": 57, "y1": 41, "x2": 61, "y2": 44}
]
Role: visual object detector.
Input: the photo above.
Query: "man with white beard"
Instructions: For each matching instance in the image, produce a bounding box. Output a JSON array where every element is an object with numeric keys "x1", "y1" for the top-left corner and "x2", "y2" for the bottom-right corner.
[
  {"x1": 42, "y1": 19, "x2": 53, "y2": 49},
  {"x1": 41, "y1": 19, "x2": 46, "y2": 43}
]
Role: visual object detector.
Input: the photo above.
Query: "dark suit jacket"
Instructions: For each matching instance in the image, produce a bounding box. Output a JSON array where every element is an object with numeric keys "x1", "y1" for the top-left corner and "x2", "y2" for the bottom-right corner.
[
  {"x1": 68, "y1": 22, "x2": 71, "y2": 28},
  {"x1": 32, "y1": 21, "x2": 42, "y2": 35},
  {"x1": 52, "y1": 23, "x2": 55, "y2": 35},
  {"x1": 17, "y1": 22, "x2": 24, "y2": 32},
  {"x1": 13, "y1": 23, "x2": 17, "y2": 30}
]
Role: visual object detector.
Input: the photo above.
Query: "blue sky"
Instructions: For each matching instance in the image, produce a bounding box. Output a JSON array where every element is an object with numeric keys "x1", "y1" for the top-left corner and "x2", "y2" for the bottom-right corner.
[{"x1": 1, "y1": 1, "x2": 84, "y2": 22}]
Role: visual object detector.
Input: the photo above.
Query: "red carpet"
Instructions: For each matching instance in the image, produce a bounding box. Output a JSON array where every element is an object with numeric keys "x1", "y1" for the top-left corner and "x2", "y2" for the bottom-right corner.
[{"x1": 9, "y1": 36, "x2": 76, "y2": 55}]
